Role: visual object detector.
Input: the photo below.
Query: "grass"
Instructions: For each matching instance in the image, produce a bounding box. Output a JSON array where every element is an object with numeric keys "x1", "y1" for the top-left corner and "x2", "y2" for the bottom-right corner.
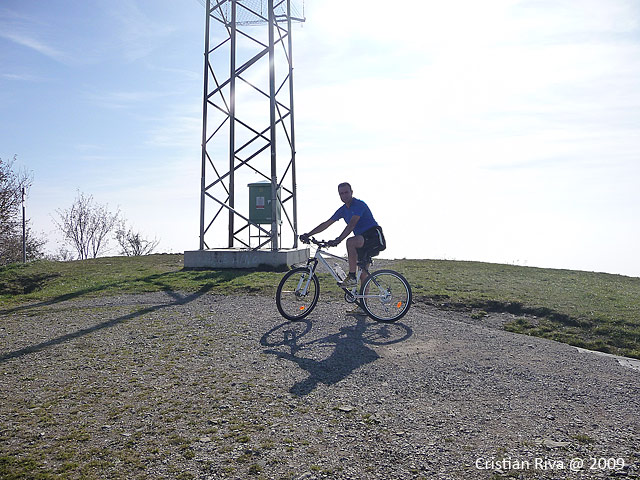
[
  {"x1": 396, "y1": 259, "x2": 640, "y2": 359},
  {"x1": 1, "y1": 254, "x2": 639, "y2": 359},
  {"x1": 0, "y1": 254, "x2": 281, "y2": 305},
  {"x1": 0, "y1": 455, "x2": 57, "y2": 480}
]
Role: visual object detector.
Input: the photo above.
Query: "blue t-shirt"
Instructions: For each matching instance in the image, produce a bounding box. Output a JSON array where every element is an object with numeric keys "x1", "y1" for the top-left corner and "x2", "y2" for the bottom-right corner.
[{"x1": 331, "y1": 198, "x2": 378, "y2": 236}]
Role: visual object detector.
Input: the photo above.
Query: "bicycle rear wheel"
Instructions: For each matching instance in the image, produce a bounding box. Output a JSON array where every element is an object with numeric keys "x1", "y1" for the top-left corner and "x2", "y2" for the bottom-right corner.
[
  {"x1": 276, "y1": 267, "x2": 320, "y2": 321},
  {"x1": 360, "y1": 269, "x2": 412, "y2": 322}
]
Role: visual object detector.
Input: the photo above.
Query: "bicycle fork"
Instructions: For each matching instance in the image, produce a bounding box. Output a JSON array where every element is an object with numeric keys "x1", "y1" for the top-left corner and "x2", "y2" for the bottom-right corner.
[{"x1": 296, "y1": 260, "x2": 318, "y2": 296}]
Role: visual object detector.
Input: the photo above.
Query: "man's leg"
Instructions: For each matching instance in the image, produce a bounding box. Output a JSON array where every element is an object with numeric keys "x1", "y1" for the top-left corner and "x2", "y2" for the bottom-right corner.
[
  {"x1": 359, "y1": 263, "x2": 371, "y2": 284},
  {"x1": 346, "y1": 235, "x2": 364, "y2": 274},
  {"x1": 344, "y1": 235, "x2": 366, "y2": 314}
]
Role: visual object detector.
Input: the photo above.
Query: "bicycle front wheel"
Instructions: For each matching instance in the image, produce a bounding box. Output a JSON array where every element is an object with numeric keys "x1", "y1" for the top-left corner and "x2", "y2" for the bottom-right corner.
[
  {"x1": 360, "y1": 269, "x2": 412, "y2": 323},
  {"x1": 276, "y1": 267, "x2": 320, "y2": 321}
]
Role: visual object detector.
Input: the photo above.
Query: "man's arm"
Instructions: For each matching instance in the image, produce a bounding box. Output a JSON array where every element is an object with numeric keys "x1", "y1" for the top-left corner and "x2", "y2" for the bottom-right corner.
[
  {"x1": 333, "y1": 215, "x2": 360, "y2": 244},
  {"x1": 306, "y1": 218, "x2": 336, "y2": 237}
]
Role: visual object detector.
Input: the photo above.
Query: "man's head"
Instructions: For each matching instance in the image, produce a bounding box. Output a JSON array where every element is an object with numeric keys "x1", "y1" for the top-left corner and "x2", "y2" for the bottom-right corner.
[{"x1": 338, "y1": 182, "x2": 353, "y2": 205}]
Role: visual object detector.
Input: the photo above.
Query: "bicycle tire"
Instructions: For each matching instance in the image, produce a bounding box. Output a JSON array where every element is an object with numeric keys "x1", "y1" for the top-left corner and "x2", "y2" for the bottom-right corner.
[
  {"x1": 276, "y1": 267, "x2": 320, "y2": 321},
  {"x1": 359, "y1": 269, "x2": 412, "y2": 323}
]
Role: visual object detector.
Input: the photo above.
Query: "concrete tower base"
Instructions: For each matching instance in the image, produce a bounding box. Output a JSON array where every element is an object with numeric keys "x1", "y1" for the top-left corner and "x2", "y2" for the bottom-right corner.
[{"x1": 183, "y1": 248, "x2": 309, "y2": 270}]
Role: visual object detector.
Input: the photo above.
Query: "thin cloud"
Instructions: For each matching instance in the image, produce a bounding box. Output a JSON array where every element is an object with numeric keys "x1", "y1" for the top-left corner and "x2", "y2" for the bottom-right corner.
[
  {"x1": 0, "y1": 30, "x2": 67, "y2": 63},
  {"x1": 84, "y1": 90, "x2": 172, "y2": 110},
  {"x1": 1, "y1": 72, "x2": 41, "y2": 82},
  {"x1": 100, "y1": 1, "x2": 177, "y2": 62},
  {"x1": 145, "y1": 112, "x2": 201, "y2": 149}
]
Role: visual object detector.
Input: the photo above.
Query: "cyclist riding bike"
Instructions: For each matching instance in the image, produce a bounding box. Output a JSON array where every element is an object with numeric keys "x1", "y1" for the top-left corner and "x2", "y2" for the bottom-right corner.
[{"x1": 300, "y1": 182, "x2": 386, "y2": 313}]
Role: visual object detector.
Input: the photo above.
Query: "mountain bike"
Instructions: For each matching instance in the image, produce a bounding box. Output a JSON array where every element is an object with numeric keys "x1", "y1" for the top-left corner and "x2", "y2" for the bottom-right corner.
[{"x1": 275, "y1": 237, "x2": 412, "y2": 323}]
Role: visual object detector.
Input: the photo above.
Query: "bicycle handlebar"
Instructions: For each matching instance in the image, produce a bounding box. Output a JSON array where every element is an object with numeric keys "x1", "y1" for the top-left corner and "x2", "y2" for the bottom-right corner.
[{"x1": 300, "y1": 236, "x2": 333, "y2": 248}]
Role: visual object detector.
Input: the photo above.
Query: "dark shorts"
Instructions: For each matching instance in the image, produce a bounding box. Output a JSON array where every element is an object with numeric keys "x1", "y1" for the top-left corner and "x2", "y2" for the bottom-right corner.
[{"x1": 356, "y1": 226, "x2": 386, "y2": 263}]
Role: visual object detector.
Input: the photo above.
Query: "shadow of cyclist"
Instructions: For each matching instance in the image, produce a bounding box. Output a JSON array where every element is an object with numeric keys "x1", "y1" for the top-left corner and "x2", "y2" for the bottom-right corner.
[{"x1": 261, "y1": 317, "x2": 412, "y2": 396}]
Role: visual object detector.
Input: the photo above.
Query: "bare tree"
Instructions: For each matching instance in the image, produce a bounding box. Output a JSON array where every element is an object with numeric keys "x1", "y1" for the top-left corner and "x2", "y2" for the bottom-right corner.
[
  {"x1": 0, "y1": 225, "x2": 46, "y2": 265},
  {"x1": 0, "y1": 156, "x2": 44, "y2": 265},
  {"x1": 55, "y1": 191, "x2": 120, "y2": 260},
  {"x1": 1, "y1": 155, "x2": 27, "y2": 240},
  {"x1": 47, "y1": 245, "x2": 75, "y2": 262},
  {"x1": 115, "y1": 221, "x2": 160, "y2": 256}
]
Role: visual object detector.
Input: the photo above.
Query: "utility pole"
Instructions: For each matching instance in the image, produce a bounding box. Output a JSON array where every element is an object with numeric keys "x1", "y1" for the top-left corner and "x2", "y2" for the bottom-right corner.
[{"x1": 21, "y1": 186, "x2": 26, "y2": 263}]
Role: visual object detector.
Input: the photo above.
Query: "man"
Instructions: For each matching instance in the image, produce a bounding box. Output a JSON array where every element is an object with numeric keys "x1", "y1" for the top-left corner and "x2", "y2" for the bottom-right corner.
[{"x1": 300, "y1": 182, "x2": 385, "y2": 290}]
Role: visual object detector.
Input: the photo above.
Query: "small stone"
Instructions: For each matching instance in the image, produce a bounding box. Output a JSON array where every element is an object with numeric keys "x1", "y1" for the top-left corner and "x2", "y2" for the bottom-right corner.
[
  {"x1": 295, "y1": 472, "x2": 315, "y2": 480},
  {"x1": 538, "y1": 438, "x2": 570, "y2": 448},
  {"x1": 337, "y1": 405, "x2": 355, "y2": 412}
]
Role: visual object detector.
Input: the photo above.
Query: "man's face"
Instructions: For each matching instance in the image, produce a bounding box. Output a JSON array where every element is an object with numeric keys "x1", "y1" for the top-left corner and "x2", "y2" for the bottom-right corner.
[{"x1": 338, "y1": 186, "x2": 353, "y2": 204}]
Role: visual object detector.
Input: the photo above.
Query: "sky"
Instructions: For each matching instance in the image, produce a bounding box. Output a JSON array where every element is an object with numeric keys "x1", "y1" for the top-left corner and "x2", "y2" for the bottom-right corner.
[{"x1": 1, "y1": 0, "x2": 639, "y2": 277}]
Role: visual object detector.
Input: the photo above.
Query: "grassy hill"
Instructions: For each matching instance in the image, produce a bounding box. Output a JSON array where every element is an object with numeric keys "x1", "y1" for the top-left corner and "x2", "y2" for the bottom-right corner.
[{"x1": 1, "y1": 254, "x2": 639, "y2": 359}]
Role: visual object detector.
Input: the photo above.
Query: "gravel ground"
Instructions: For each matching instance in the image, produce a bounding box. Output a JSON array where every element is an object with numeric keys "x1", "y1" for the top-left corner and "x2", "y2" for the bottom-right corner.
[{"x1": 1, "y1": 291, "x2": 639, "y2": 480}]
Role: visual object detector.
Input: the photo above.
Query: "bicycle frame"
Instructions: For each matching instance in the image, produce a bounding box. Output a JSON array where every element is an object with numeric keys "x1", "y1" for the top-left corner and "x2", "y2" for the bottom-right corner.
[
  {"x1": 300, "y1": 245, "x2": 381, "y2": 301},
  {"x1": 311, "y1": 248, "x2": 357, "y2": 281}
]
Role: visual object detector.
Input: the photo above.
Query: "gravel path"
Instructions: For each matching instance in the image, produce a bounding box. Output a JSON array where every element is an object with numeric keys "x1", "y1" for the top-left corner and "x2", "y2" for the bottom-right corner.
[{"x1": 1, "y1": 291, "x2": 639, "y2": 479}]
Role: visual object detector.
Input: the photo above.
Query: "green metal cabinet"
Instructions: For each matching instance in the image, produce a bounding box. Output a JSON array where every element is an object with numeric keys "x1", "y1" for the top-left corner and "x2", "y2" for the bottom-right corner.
[{"x1": 248, "y1": 181, "x2": 281, "y2": 225}]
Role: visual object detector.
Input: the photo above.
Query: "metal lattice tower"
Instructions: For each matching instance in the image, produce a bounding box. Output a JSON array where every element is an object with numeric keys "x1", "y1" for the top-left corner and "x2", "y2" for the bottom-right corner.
[{"x1": 199, "y1": 0, "x2": 305, "y2": 251}]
